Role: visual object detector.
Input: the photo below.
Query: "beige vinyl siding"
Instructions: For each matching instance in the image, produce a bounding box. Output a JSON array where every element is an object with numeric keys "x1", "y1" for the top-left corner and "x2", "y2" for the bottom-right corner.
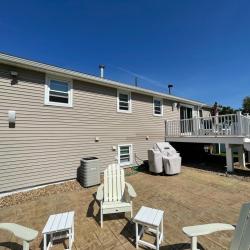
[
  {"x1": 202, "y1": 108, "x2": 211, "y2": 117},
  {"x1": 0, "y1": 63, "x2": 180, "y2": 193}
]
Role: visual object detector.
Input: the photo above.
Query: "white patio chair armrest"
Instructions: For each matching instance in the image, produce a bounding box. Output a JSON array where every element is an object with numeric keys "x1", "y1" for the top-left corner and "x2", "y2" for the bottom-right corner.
[
  {"x1": 125, "y1": 182, "x2": 137, "y2": 198},
  {"x1": 182, "y1": 223, "x2": 235, "y2": 238},
  {"x1": 96, "y1": 184, "x2": 104, "y2": 201},
  {"x1": 0, "y1": 223, "x2": 38, "y2": 242}
]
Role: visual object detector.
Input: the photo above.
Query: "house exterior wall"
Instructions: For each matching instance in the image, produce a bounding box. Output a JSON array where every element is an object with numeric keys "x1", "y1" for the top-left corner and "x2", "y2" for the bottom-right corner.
[
  {"x1": 0, "y1": 63, "x2": 182, "y2": 193},
  {"x1": 202, "y1": 107, "x2": 211, "y2": 117}
]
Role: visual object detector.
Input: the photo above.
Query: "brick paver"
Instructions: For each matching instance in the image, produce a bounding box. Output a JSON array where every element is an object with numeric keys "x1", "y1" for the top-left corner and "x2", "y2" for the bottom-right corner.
[{"x1": 1, "y1": 167, "x2": 250, "y2": 249}]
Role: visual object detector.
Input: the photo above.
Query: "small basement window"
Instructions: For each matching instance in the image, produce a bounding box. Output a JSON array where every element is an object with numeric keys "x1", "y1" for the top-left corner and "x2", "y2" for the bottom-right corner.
[
  {"x1": 117, "y1": 90, "x2": 131, "y2": 113},
  {"x1": 45, "y1": 76, "x2": 73, "y2": 107},
  {"x1": 118, "y1": 144, "x2": 133, "y2": 166},
  {"x1": 153, "y1": 98, "x2": 163, "y2": 116}
]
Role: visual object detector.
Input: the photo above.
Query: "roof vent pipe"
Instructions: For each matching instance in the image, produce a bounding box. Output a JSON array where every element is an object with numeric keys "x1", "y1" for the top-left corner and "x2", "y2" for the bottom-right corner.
[
  {"x1": 168, "y1": 84, "x2": 173, "y2": 95},
  {"x1": 135, "y1": 77, "x2": 138, "y2": 87},
  {"x1": 99, "y1": 64, "x2": 105, "y2": 78}
]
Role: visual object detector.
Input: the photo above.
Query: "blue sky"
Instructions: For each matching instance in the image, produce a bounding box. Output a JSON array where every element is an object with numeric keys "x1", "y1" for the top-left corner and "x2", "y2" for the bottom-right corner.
[{"x1": 1, "y1": 0, "x2": 250, "y2": 108}]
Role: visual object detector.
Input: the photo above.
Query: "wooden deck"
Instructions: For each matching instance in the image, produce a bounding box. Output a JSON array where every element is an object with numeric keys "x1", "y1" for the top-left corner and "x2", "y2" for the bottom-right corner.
[
  {"x1": 1, "y1": 167, "x2": 250, "y2": 249},
  {"x1": 165, "y1": 113, "x2": 250, "y2": 146}
]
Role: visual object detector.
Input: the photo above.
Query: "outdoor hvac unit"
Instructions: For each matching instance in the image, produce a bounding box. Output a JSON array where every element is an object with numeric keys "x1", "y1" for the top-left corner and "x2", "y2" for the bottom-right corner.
[{"x1": 78, "y1": 157, "x2": 100, "y2": 187}]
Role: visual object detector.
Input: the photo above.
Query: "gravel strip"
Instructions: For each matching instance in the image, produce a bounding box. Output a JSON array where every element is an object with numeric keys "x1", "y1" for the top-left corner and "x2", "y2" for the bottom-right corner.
[
  {"x1": 0, "y1": 167, "x2": 139, "y2": 209},
  {"x1": 0, "y1": 180, "x2": 83, "y2": 208}
]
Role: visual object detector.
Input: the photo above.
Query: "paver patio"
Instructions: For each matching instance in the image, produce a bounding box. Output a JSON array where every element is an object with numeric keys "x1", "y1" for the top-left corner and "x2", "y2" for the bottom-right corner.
[{"x1": 1, "y1": 166, "x2": 250, "y2": 250}]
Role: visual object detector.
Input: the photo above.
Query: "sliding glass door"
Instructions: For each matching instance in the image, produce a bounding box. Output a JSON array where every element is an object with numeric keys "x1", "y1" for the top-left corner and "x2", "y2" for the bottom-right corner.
[{"x1": 180, "y1": 106, "x2": 193, "y2": 133}]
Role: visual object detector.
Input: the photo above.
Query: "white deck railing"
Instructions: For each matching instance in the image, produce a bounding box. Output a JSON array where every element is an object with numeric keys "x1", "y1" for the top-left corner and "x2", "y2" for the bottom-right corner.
[{"x1": 165, "y1": 113, "x2": 250, "y2": 137}]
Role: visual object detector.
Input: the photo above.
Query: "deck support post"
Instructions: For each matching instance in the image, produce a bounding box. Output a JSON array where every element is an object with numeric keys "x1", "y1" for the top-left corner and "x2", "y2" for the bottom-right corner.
[
  {"x1": 218, "y1": 143, "x2": 221, "y2": 154},
  {"x1": 225, "y1": 144, "x2": 234, "y2": 172},
  {"x1": 238, "y1": 146, "x2": 246, "y2": 168},
  {"x1": 247, "y1": 151, "x2": 250, "y2": 163}
]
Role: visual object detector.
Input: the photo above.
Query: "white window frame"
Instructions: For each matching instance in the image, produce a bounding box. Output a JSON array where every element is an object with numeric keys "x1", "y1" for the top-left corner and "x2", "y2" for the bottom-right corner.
[
  {"x1": 118, "y1": 144, "x2": 133, "y2": 167},
  {"x1": 44, "y1": 75, "x2": 73, "y2": 107},
  {"x1": 117, "y1": 90, "x2": 132, "y2": 113},
  {"x1": 153, "y1": 97, "x2": 163, "y2": 116}
]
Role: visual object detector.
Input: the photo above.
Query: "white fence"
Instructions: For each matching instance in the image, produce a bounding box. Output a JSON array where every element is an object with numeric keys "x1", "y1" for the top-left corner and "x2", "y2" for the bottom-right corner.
[{"x1": 165, "y1": 113, "x2": 250, "y2": 137}]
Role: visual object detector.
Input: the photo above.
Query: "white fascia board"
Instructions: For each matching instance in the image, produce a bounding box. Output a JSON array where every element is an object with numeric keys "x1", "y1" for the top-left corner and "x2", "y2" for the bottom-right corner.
[{"x1": 0, "y1": 52, "x2": 210, "y2": 107}]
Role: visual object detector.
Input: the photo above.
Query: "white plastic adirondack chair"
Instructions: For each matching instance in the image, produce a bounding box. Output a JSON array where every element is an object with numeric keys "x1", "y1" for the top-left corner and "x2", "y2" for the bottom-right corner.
[
  {"x1": 96, "y1": 164, "x2": 137, "y2": 228},
  {"x1": 0, "y1": 223, "x2": 38, "y2": 250},
  {"x1": 183, "y1": 202, "x2": 250, "y2": 250}
]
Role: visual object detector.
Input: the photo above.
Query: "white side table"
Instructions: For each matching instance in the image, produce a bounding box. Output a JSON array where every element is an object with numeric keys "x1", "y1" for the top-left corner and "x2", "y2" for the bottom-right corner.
[
  {"x1": 42, "y1": 211, "x2": 74, "y2": 250},
  {"x1": 133, "y1": 206, "x2": 164, "y2": 250}
]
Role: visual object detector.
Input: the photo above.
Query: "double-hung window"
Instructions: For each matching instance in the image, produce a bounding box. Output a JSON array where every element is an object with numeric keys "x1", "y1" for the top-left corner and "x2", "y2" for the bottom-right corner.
[
  {"x1": 118, "y1": 144, "x2": 133, "y2": 166},
  {"x1": 117, "y1": 90, "x2": 131, "y2": 113},
  {"x1": 153, "y1": 98, "x2": 163, "y2": 116},
  {"x1": 45, "y1": 76, "x2": 73, "y2": 107}
]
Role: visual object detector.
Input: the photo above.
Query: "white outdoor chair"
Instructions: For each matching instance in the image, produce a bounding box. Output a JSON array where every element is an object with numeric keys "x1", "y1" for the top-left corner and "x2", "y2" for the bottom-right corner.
[
  {"x1": 96, "y1": 164, "x2": 137, "y2": 228},
  {"x1": 183, "y1": 202, "x2": 250, "y2": 250},
  {"x1": 0, "y1": 223, "x2": 38, "y2": 250}
]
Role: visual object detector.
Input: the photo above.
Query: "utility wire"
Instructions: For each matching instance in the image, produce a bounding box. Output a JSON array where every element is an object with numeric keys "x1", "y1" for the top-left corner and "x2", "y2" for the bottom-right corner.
[{"x1": 107, "y1": 64, "x2": 167, "y2": 90}]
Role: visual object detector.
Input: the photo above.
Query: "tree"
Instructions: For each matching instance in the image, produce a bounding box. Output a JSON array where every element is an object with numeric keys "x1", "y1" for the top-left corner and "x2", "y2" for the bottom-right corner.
[
  {"x1": 219, "y1": 106, "x2": 235, "y2": 115},
  {"x1": 211, "y1": 102, "x2": 219, "y2": 116},
  {"x1": 211, "y1": 102, "x2": 235, "y2": 115},
  {"x1": 242, "y1": 96, "x2": 250, "y2": 113}
]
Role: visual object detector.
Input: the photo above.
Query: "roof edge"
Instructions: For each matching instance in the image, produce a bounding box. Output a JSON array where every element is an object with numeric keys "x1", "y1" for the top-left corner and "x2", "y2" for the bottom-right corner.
[{"x1": 0, "y1": 52, "x2": 211, "y2": 108}]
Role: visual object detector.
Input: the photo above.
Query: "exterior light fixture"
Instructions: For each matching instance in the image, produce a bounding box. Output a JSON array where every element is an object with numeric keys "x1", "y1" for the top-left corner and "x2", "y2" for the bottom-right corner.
[
  {"x1": 8, "y1": 110, "x2": 16, "y2": 128},
  {"x1": 10, "y1": 71, "x2": 18, "y2": 85},
  {"x1": 172, "y1": 102, "x2": 178, "y2": 111}
]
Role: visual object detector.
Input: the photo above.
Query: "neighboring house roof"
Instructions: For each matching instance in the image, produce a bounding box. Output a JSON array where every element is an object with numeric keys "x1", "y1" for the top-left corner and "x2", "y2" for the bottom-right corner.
[{"x1": 0, "y1": 52, "x2": 210, "y2": 108}]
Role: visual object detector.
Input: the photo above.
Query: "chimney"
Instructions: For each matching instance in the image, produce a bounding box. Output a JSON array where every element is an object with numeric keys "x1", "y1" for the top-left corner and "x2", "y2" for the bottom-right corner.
[{"x1": 99, "y1": 64, "x2": 105, "y2": 78}]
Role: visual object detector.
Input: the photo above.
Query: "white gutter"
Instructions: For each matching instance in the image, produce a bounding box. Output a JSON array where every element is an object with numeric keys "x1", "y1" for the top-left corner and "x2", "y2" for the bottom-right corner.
[{"x1": 0, "y1": 52, "x2": 210, "y2": 107}]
